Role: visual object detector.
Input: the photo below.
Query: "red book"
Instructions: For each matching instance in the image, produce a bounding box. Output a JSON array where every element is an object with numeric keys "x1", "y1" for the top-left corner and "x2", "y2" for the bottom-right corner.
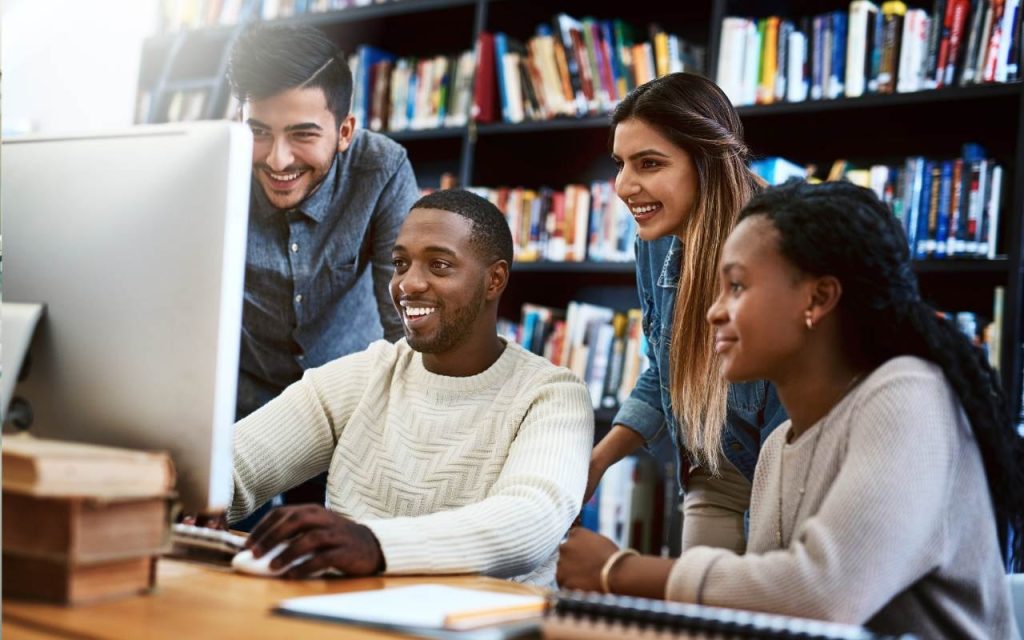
[
  {"x1": 472, "y1": 31, "x2": 497, "y2": 123},
  {"x1": 944, "y1": 0, "x2": 971, "y2": 85}
]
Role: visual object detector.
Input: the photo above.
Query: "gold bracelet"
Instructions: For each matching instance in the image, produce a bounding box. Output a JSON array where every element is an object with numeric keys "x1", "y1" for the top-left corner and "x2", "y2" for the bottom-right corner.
[{"x1": 599, "y1": 548, "x2": 639, "y2": 594}]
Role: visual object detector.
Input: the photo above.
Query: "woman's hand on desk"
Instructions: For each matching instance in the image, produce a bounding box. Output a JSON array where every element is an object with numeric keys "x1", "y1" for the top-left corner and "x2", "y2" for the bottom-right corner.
[{"x1": 246, "y1": 505, "x2": 385, "y2": 579}]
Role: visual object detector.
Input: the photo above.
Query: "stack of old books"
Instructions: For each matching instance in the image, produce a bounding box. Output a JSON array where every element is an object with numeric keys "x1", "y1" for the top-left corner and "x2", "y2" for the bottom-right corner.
[{"x1": 2, "y1": 435, "x2": 176, "y2": 604}]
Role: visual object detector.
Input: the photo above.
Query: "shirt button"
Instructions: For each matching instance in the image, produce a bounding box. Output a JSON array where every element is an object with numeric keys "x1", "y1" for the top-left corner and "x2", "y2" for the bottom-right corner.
[
  {"x1": 290, "y1": 243, "x2": 299, "y2": 253},
  {"x1": 295, "y1": 294, "x2": 303, "y2": 303}
]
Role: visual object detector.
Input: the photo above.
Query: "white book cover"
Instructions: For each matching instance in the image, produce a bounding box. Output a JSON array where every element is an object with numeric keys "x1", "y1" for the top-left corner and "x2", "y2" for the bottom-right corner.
[
  {"x1": 787, "y1": 30, "x2": 809, "y2": 102},
  {"x1": 599, "y1": 456, "x2": 637, "y2": 548},
  {"x1": 995, "y1": 0, "x2": 1020, "y2": 82},
  {"x1": 277, "y1": 585, "x2": 544, "y2": 631},
  {"x1": 985, "y1": 165, "x2": 1003, "y2": 258},
  {"x1": 716, "y1": 17, "x2": 750, "y2": 105},
  {"x1": 897, "y1": 10, "x2": 927, "y2": 93},
  {"x1": 846, "y1": 1, "x2": 878, "y2": 97},
  {"x1": 741, "y1": 20, "x2": 761, "y2": 106},
  {"x1": 502, "y1": 53, "x2": 525, "y2": 124}
]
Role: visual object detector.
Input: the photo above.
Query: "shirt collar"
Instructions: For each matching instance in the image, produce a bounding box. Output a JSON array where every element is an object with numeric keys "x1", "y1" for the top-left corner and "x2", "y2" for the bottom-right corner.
[
  {"x1": 658, "y1": 236, "x2": 683, "y2": 288},
  {"x1": 251, "y1": 154, "x2": 339, "y2": 223}
]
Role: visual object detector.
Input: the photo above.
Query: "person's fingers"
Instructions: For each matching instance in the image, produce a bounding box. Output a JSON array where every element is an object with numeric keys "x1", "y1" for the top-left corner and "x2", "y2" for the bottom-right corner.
[
  {"x1": 270, "y1": 527, "x2": 333, "y2": 570},
  {"x1": 246, "y1": 507, "x2": 289, "y2": 551},
  {"x1": 252, "y1": 506, "x2": 335, "y2": 557}
]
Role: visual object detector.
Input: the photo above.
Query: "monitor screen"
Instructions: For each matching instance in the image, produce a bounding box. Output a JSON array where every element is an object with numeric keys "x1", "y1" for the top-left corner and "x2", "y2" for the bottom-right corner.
[{"x1": 2, "y1": 122, "x2": 252, "y2": 513}]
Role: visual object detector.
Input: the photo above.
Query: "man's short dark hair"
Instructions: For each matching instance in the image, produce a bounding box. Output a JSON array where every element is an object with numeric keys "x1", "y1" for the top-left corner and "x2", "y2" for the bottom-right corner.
[
  {"x1": 227, "y1": 24, "x2": 353, "y2": 125},
  {"x1": 412, "y1": 189, "x2": 514, "y2": 266}
]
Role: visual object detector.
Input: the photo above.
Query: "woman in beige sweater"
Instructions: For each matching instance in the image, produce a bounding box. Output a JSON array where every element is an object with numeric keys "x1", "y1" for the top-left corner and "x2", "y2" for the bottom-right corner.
[{"x1": 557, "y1": 180, "x2": 1023, "y2": 639}]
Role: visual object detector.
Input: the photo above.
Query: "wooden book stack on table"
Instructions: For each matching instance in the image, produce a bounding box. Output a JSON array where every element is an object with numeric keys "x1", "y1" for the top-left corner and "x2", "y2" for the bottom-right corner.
[{"x1": 2, "y1": 435, "x2": 176, "y2": 605}]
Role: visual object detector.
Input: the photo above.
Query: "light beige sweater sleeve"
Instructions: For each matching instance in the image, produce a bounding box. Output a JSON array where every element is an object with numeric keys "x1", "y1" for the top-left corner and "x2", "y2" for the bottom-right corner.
[
  {"x1": 665, "y1": 356, "x2": 1018, "y2": 639},
  {"x1": 229, "y1": 340, "x2": 593, "y2": 585}
]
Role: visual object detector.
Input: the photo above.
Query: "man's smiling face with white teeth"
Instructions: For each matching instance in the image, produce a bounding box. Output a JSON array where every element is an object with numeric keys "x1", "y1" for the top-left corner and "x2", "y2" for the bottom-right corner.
[{"x1": 246, "y1": 86, "x2": 354, "y2": 211}]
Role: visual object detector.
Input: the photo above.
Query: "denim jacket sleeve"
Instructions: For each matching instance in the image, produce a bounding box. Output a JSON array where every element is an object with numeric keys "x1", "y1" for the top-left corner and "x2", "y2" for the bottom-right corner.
[
  {"x1": 370, "y1": 152, "x2": 419, "y2": 343},
  {"x1": 612, "y1": 239, "x2": 668, "y2": 446}
]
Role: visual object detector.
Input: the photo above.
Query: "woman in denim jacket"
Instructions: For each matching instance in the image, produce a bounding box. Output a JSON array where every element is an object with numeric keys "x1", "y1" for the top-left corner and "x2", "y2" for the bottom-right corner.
[{"x1": 586, "y1": 73, "x2": 788, "y2": 553}]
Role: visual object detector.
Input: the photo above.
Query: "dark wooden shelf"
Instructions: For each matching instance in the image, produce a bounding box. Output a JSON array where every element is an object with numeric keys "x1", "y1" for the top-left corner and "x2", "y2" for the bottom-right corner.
[
  {"x1": 511, "y1": 261, "x2": 635, "y2": 274},
  {"x1": 912, "y1": 258, "x2": 1009, "y2": 274},
  {"x1": 384, "y1": 126, "x2": 467, "y2": 142},
  {"x1": 476, "y1": 116, "x2": 612, "y2": 136},
  {"x1": 736, "y1": 83, "x2": 1022, "y2": 118}
]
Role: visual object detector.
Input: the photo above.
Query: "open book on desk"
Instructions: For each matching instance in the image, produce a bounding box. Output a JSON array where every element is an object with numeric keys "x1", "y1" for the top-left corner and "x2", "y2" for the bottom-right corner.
[{"x1": 276, "y1": 584, "x2": 545, "y2": 639}]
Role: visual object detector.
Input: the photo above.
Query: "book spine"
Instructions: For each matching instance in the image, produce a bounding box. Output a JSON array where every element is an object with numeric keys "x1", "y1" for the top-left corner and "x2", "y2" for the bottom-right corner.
[
  {"x1": 879, "y1": 2, "x2": 907, "y2": 92},
  {"x1": 847, "y1": 1, "x2": 876, "y2": 97},
  {"x1": 829, "y1": 11, "x2": 847, "y2": 98},
  {"x1": 924, "y1": 0, "x2": 949, "y2": 86}
]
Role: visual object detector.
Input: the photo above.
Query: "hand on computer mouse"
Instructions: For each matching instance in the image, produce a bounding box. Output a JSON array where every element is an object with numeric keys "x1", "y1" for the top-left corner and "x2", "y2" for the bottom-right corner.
[
  {"x1": 246, "y1": 504, "x2": 385, "y2": 579},
  {"x1": 231, "y1": 542, "x2": 313, "y2": 577}
]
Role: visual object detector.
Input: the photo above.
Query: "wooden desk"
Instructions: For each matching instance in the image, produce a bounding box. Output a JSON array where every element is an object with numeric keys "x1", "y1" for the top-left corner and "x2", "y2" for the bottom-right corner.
[{"x1": 3, "y1": 558, "x2": 545, "y2": 639}]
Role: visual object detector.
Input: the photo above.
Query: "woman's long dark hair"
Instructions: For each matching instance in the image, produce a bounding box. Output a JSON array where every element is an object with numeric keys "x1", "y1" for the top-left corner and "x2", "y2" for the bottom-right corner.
[{"x1": 741, "y1": 179, "x2": 1024, "y2": 570}]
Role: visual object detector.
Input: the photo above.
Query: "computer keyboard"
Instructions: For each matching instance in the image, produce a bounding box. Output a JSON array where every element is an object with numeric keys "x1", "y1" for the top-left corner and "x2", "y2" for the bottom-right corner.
[{"x1": 170, "y1": 523, "x2": 247, "y2": 563}]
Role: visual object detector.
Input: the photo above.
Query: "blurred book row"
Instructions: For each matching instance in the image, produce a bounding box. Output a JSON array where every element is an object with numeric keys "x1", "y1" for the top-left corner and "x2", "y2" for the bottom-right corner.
[
  {"x1": 717, "y1": 0, "x2": 1022, "y2": 106},
  {"x1": 751, "y1": 143, "x2": 1004, "y2": 260},
  {"x1": 343, "y1": 13, "x2": 707, "y2": 133},
  {"x1": 466, "y1": 180, "x2": 637, "y2": 264},
  {"x1": 476, "y1": 15, "x2": 706, "y2": 124},
  {"x1": 499, "y1": 302, "x2": 649, "y2": 411}
]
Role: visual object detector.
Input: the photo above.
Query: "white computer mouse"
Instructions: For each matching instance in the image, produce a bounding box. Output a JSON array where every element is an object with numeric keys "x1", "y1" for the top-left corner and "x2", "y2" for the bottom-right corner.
[{"x1": 231, "y1": 542, "x2": 313, "y2": 578}]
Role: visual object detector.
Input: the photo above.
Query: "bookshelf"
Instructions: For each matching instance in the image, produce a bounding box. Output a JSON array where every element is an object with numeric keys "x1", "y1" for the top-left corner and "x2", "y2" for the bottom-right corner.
[{"x1": 141, "y1": 0, "x2": 1024, "y2": 551}]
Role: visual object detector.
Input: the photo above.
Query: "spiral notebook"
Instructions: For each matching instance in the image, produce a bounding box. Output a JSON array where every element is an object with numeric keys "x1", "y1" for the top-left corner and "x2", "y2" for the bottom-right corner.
[{"x1": 542, "y1": 591, "x2": 916, "y2": 640}]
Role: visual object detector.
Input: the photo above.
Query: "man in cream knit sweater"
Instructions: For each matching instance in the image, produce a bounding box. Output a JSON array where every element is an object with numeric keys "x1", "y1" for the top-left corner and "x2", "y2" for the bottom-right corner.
[{"x1": 229, "y1": 189, "x2": 594, "y2": 585}]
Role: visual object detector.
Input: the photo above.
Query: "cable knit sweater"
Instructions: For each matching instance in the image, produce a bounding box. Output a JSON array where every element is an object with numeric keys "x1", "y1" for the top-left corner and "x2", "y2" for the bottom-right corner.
[
  {"x1": 667, "y1": 356, "x2": 1019, "y2": 639},
  {"x1": 229, "y1": 338, "x2": 594, "y2": 586}
]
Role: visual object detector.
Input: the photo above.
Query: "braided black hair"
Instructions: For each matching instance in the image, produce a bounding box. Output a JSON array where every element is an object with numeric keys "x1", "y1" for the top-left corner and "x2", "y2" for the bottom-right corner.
[{"x1": 740, "y1": 179, "x2": 1024, "y2": 570}]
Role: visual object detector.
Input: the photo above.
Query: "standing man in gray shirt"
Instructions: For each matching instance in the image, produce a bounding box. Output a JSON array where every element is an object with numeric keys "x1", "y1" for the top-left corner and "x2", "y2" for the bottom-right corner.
[{"x1": 227, "y1": 24, "x2": 418, "y2": 422}]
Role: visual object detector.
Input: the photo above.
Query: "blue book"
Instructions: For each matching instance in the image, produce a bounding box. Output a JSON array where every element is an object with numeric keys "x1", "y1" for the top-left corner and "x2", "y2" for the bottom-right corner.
[
  {"x1": 599, "y1": 20, "x2": 623, "y2": 99},
  {"x1": 811, "y1": 14, "x2": 827, "y2": 100},
  {"x1": 867, "y1": 7, "x2": 885, "y2": 92},
  {"x1": 353, "y1": 45, "x2": 396, "y2": 129},
  {"x1": 493, "y1": 33, "x2": 511, "y2": 123},
  {"x1": 829, "y1": 11, "x2": 847, "y2": 99},
  {"x1": 934, "y1": 160, "x2": 954, "y2": 259},
  {"x1": 902, "y1": 157, "x2": 925, "y2": 253},
  {"x1": 581, "y1": 483, "x2": 601, "y2": 532},
  {"x1": 915, "y1": 160, "x2": 935, "y2": 260}
]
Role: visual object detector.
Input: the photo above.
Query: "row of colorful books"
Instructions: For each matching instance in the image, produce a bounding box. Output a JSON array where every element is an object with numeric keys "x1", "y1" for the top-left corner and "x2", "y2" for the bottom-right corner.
[
  {"x1": 717, "y1": 0, "x2": 1022, "y2": 107},
  {"x1": 157, "y1": 0, "x2": 393, "y2": 32},
  {"x1": 498, "y1": 302, "x2": 649, "y2": 411},
  {"x1": 751, "y1": 145, "x2": 1004, "y2": 261},
  {"x1": 476, "y1": 15, "x2": 705, "y2": 124},
  {"x1": 469, "y1": 180, "x2": 636, "y2": 264},
  {"x1": 347, "y1": 46, "x2": 477, "y2": 133}
]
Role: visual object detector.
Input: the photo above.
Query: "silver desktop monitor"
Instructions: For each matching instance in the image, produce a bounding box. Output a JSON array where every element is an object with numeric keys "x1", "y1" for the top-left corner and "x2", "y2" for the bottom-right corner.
[{"x1": 2, "y1": 122, "x2": 252, "y2": 513}]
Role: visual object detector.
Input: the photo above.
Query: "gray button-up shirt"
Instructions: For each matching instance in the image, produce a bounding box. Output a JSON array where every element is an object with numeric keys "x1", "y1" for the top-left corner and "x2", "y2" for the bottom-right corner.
[{"x1": 237, "y1": 129, "x2": 418, "y2": 418}]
